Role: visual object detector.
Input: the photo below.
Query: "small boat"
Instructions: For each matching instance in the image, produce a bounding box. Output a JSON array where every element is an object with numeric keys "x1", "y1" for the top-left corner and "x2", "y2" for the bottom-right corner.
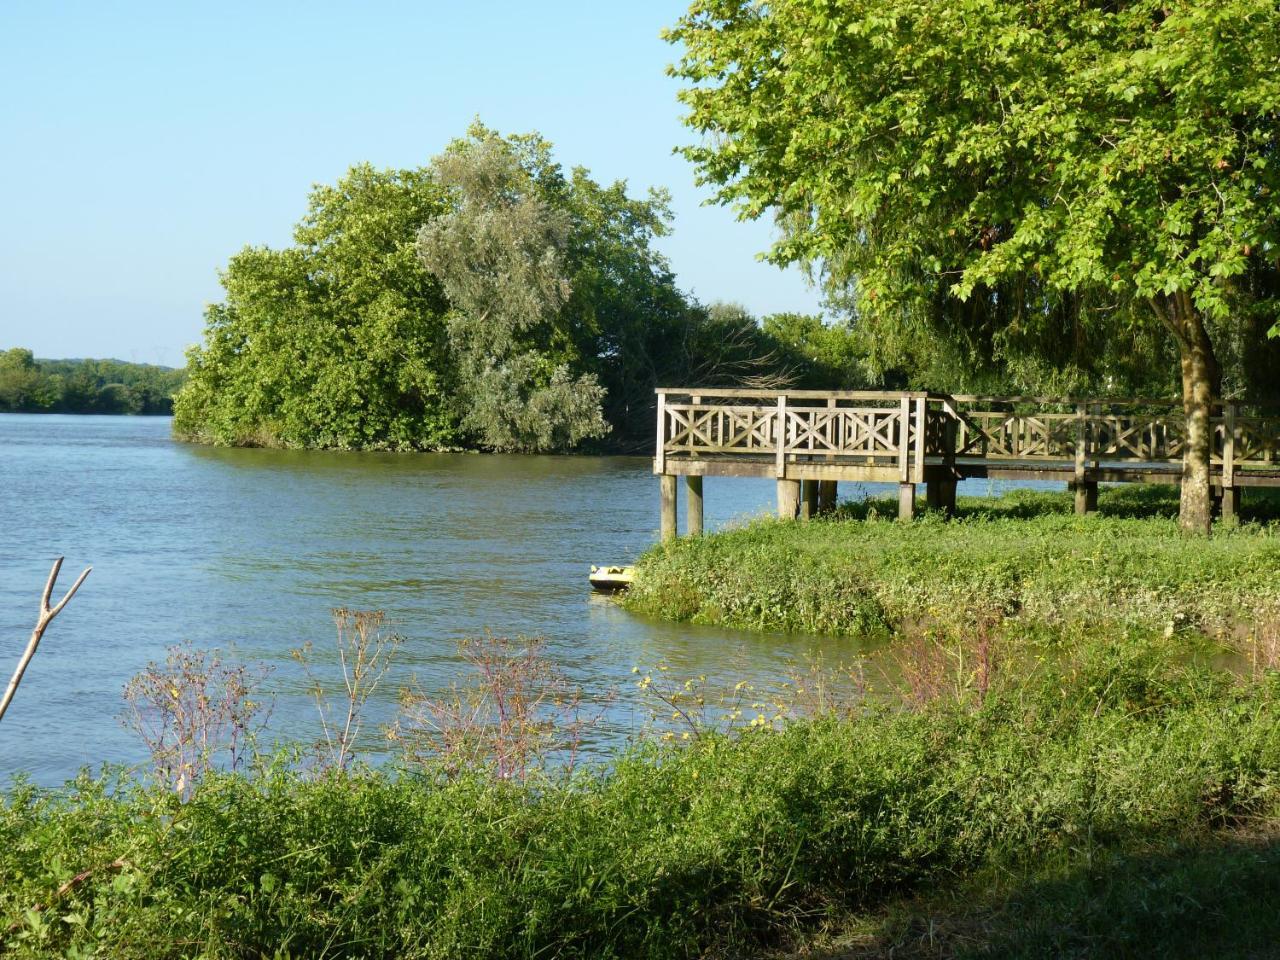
[{"x1": 589, "y1": 565, "x2": 634, "y2": 592}]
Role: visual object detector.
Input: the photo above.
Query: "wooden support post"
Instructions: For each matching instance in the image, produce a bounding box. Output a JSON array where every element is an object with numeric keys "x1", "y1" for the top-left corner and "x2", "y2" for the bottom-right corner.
[
  {"x1": 926, "y1": 472, "x2": 943, "y2": 511},
  {"x1": 1073, "y1": 402, "x2": 1091, "y2": 515},
  {"x1": 898, "y1": 482, "x2": 916, "y2": 521},
  {"x1": 800, "y1": 479, "x2": 818, "y2": 521},
  {"x1": 818, "y1": 480, "x2": 838, "y2": 515},
  {"x1": 660, "y1": 474, "x2": 677, "y2": 542},
  {"x1": 1071, "y1": 480, "x2": 1098, "y2": 515},
  {"x1": 1222, "y1": 486, "x2": 1241, "y2": 522},
  {"x1": 685, "y1": 475, "x2": 703, "y2": 536},
  {"x1": 777, "y1": 479, "x2": 801, "y2": 520},
  {"x1": 1222, "y1": 401, "x2": 1238, "y2": 524},
  {"x1": 942, "y1": 478, "x2": 958, "y2": 515}
]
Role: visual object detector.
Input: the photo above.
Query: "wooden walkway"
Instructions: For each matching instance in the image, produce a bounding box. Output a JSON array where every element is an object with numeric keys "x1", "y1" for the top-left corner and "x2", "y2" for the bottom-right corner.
[{"x1": 654, "y1": 389, "x2": 1280, "y2": 537}]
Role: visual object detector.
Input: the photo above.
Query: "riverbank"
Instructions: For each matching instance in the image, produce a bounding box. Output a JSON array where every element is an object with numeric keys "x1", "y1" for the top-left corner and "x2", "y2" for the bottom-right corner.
[
  {"x1": 623, "y1": 486, "x2": 1280, "y2": 641},
  {"x1": 4, "y1": 631, "x2": 1279, "y2": 958}
]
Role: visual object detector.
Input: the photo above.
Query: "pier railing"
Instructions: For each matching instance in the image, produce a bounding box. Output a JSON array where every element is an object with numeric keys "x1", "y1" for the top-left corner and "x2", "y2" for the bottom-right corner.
[
  {"x1": 656, "y1": 388, "x2": 1280, "y2": 479},
  {"x1": 655, "y1": 389, "x2": 937, "y2": 480}
]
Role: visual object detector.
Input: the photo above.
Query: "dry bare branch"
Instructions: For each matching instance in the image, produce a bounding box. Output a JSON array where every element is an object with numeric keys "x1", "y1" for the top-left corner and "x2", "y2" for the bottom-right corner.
[{"x1": 0, "y1": 557, "x2": 91, "y2": 724}]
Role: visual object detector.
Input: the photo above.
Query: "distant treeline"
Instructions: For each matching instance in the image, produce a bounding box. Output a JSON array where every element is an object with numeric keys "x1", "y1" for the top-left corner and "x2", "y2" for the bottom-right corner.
[{"x1": 0, "y1": 348, "x2": 186, "y2": 415}]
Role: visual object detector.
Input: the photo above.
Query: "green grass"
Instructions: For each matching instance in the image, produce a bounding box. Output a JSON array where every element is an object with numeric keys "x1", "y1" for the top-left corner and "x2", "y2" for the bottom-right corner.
[
  {"x1": 623, "y1": 486, "x2": 1280, "y2": 640},
  {"x1": 3, "y1": 635, "x2": 1280, "y2": 958}
]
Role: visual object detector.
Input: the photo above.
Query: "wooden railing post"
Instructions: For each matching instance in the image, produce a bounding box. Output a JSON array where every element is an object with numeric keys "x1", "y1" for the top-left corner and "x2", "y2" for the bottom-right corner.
[
  {"x1": 928, "y1": 397, "x2": 959, "y2": 515},
  {"x1": 1073, "y1": 402, "x2": 1095, "y2": 514},
  {"x1": 1223, "y1": 401, "x2": 1239, "y2": 521},
  {"x1": 655, "y1": 390, "x2": 667, "y2": 476},
  {"x1": 898, "y1": 396, "x2": 911, "y2": 483},
  {"x1": 776, "y1": 394, "x2": 788, "y2": 478},
  {"x1": 897, "y1": 395, "x2": 914, "y2": 519},
  {"x1": 913, "y1": 396, "x2": 926, "y2": 483}
]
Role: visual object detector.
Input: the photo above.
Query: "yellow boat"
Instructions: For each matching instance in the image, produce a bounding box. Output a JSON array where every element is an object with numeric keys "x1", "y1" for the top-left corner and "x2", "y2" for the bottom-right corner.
[{"x1": 589, "y1": 565, "x2": 634, "y2": 592}]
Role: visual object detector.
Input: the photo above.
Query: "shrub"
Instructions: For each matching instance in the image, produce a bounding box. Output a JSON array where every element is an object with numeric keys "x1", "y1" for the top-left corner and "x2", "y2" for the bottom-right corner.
[{"x1": 4, "y1": 645, "x2": 1279, "y2": 958}]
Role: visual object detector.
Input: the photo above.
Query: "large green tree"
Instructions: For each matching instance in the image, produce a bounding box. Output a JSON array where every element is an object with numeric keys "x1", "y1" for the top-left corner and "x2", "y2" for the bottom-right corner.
[
  {"x1": 174, "y1": 165, "x2": 457, "y2": 449},
  {"x1": 669, "y1": 0, "x2": 1280, "y2": 533},
  {"x1": 177, "y1": 127, "x2": 731, "y2": 452}
]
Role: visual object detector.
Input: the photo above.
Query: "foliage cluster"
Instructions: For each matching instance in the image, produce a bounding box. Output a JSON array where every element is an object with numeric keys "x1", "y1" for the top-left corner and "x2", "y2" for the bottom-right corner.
[
  {"x1": 624, "y1": 486, "x2": 1280, "y2": 638},
  {"x1": 173, "y1": 125, "x2": 863, "y2": 453},
  {"x1": 3, "y1": 631, "x2": 1280, "y2": 958},
  {"x1": 0, "y1": 348, "x2": 184, "y2": 415},
  {"x1": 668, "y1": 0, "x2": 1280, "y2": 399},
  {"x1": 668, "y1": 0, "x2": 1280, "y2": 532}
]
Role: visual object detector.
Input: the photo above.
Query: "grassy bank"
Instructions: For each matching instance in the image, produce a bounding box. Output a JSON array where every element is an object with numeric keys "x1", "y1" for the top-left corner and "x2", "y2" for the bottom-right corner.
[
  {"x1": 3, "y1": 634, "x2": 1280, "y2": 958},
  {"x1": 623, "y1": 487, "x2": 1280, "y2": 640}
]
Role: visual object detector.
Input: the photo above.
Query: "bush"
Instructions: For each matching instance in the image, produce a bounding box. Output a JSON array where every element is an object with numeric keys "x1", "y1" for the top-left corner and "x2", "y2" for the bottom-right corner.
[{"x1": 3, "y1": 645, "x2": 1279, "y2": 958}]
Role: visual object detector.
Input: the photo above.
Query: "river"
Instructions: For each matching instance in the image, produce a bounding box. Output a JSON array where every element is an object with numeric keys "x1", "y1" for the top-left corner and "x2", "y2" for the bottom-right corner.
[
  {"x1": 1, "y1": 414, "x2": 887, "y2": 784},
  {"x1": 1, "y1": 414, "x2": 1045, "y2": 785}
]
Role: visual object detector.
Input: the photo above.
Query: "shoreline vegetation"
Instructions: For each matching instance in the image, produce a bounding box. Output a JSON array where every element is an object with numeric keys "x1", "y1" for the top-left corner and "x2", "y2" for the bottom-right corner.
[
  {"x1": 3, "y1": 628, "x2": 1279, "y2": 957},
  {"x1": 623, "y1": 486, "x2": 1280, "y2": 641},
  {"x1": 3, "y1": 489, "x2": 1280, "y2": 957}
]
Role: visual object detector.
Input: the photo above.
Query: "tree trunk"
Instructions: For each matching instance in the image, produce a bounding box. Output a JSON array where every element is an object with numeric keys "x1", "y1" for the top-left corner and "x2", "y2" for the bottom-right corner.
[{"x1": 1155, "y1": 293, "x2": 1220, "y2": 536}]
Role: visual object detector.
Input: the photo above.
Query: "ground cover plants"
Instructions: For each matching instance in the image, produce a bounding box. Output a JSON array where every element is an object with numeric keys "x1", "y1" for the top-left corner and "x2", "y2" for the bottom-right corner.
[{"x1": 623, "y1": 486, "x2": 1280, "y2": 641}]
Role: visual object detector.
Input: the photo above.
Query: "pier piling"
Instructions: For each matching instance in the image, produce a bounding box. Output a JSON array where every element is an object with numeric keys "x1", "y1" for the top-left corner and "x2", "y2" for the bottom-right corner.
[
  {"x1": 898, "y1": 482, "x2": 916, "y2": 521},
  {"x1": 685, "y1": 475, "x2": 704, "y2": 536},
  {"x1": 818, "y1": 480, "x2": 838, "y2": 514},
  {"x1": 800, "y1": 479, "x2": 818, "y2": 521},
  {"x1": 777, "y1": 479, "x2": 800, "y2": 520},
  {"x1": 660, "y1": 474, "x2": 677, "y2": 541}
]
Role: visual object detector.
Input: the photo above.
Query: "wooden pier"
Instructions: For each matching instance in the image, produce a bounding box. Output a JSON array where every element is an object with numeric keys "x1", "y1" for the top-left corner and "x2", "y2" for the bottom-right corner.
[{"x1": 654, "y1": 389, "x2": 1280, "y2": 537}]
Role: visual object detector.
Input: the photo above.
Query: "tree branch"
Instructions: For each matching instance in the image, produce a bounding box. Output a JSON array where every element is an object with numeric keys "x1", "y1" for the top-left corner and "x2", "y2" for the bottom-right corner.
[
  {"x1": 1148, "y1": 295, "x2": 1191, "y2": 352},
  {"x1": 0, "y1": 558, "x2": 92, "y2": 724}
]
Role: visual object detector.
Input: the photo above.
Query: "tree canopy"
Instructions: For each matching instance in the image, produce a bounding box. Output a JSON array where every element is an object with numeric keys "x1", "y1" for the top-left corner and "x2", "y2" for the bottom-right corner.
[
  {"x1": 173, "y1": 165, "x2": 458, "y2": 449},
  {"x1": 668, "y1": 0, "x2": 1280, "y2": 532},
  {"x1": 175, "y1": 124, "x2": 854, "y2": 452}
]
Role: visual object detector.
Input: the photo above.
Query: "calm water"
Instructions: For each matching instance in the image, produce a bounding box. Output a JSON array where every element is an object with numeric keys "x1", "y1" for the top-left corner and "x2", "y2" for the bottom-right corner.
[
  {"x1": 1, "y1": 415, "x2": 1035, "y2": 785},
  {"x1": 0, "y1": 415, "x2": 853, "y2": 784}
]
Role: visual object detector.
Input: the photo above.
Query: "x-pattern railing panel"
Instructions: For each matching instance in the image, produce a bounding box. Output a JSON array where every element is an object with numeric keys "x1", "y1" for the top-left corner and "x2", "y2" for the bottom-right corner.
[
  {"x1": 1235, "y1": 418, "x2": 1280, "y2": 466},
  {"x1": 662, "y1": 401, "x2": 907, "y2": 460},
  {"x1": 957, "y1": 411, "x2": 1077, "y2": 460},
  {"x1": 666, "y1": 405, "x2": 779, "y2": 452},
  {"x1": 1092, "y1": 415, "x2": 1185, "y2": 462},
  {"x1": 658, "y1": 391, "x2": 1280, "y2": 476}
]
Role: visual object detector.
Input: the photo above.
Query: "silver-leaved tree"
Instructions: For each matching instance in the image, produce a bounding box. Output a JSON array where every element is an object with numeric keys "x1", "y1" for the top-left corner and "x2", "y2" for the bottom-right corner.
[{"x1": 417, "y1": 127, "x2": 609, "y2": 453}]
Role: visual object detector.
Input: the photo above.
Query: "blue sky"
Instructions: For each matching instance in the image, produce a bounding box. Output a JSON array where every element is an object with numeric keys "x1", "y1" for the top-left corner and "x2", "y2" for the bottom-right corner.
[{"x1": 0, "y1": 1, "x2": 823, "y2": 368}]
